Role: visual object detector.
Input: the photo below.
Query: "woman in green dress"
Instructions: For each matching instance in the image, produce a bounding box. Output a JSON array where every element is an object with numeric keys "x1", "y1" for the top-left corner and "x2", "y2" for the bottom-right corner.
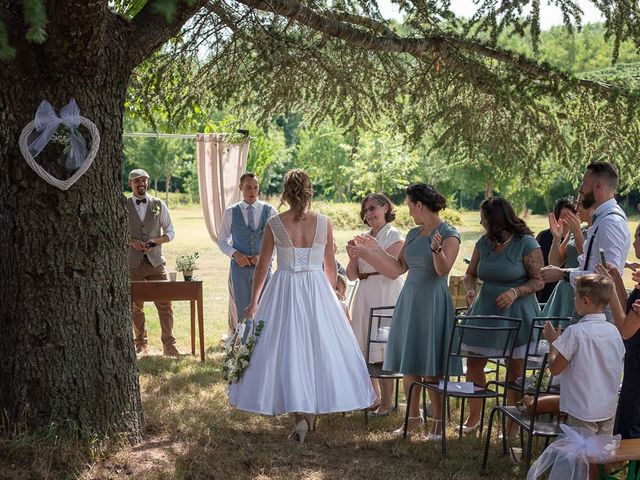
[
  {"x1": 462, "y1": 197, "x2": 544, "y2": 434},
  {"x1": 542, "y1": 196, "x2": 591, "y2": 317},
  {"x1": 350, "y1": 184, "x2": 461, "y2": 440}
]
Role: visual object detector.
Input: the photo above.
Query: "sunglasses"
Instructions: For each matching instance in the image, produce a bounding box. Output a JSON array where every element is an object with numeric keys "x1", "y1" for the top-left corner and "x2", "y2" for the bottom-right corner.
[{"x1": 363, "y1": 205, "x2": 384, "y2": 214}]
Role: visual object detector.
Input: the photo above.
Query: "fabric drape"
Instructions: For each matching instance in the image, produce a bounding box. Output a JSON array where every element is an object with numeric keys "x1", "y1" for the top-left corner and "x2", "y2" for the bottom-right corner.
[{"x1": 196, "y1": 133, "x2": 250, "y2": 333}]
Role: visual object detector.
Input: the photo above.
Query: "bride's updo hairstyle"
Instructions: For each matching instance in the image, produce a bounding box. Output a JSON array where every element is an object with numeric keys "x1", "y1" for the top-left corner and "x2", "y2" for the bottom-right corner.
[{"x1": 281, "y1": 169, "x2": 313, "y2": 221}]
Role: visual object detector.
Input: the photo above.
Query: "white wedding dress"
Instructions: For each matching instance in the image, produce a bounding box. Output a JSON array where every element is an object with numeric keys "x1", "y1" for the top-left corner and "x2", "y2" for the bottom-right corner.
[{"x1": 228, "y1": 213, "x2": 376, "y2": 415}]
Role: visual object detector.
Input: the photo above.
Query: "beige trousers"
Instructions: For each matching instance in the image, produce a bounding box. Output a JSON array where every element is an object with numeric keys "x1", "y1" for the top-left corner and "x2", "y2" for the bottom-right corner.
[{"x1": 129, "y1": 258, "x2": 175, "y2": 350}]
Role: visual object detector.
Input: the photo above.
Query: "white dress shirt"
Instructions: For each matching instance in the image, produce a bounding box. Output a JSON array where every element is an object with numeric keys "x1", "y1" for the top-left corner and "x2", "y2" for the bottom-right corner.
[
  {"x1": 132, "y1": 194, "x2": 175, "y2": 241},
  {"x1": 217, "y1": 200, "x2": 277, "y2": 258},
  {"x1": 553, "y1": 313, "x2": 624, "y2": 422},
  {"x1": 569, "y1": 198, "x2": 630, "y2": 285}
]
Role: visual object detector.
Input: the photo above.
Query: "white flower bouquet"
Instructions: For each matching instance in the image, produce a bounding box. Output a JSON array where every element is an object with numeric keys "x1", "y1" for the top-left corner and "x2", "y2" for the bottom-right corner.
[{"x1": 222, "y1": 320, "x2": 265, "y2": 384}]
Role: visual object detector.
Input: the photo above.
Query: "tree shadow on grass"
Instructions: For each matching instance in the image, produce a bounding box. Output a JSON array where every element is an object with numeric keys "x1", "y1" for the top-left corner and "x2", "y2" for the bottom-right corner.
[{"x1": 76, "y1": 353, "x2": 531, "y2": 479}]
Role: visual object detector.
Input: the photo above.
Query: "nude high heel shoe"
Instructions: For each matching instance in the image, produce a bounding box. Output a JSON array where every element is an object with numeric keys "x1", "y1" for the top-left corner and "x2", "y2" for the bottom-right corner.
[
  {"x1": 392, "y1": 416, "x2": 424, "y2": 437},
  {"x1": 306, "y1": 414, "x2": 317, "y2": 432},
  {"x1": 289, "y1": 418, "x2": 310, "y2": 444},
  {"x1": 426, "y1": 419, "x2": 443, "y2": 441}
]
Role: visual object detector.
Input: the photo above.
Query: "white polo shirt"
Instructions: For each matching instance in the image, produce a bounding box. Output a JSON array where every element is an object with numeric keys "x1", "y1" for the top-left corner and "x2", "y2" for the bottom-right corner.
[{"x1": 553, "y1": 313, "x2": 625, "y2": 422}]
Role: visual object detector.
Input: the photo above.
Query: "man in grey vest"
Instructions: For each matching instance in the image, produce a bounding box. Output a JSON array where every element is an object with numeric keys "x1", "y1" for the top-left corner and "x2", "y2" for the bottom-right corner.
[
  {"x1": 127, "y1": 169, "x2": 179, "y2": 356},
  {"x1": 218, "y1": 173, "x2": 276, "y2": 338}
]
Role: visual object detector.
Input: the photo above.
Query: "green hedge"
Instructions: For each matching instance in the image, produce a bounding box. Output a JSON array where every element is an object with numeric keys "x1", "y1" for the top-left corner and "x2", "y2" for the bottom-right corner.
[
  {"x1": 312, "y1": 200, "x2": 462, "y2": 230},
  {"x1": 142, "y1": 191, "x2": 463, "y2": 230}
]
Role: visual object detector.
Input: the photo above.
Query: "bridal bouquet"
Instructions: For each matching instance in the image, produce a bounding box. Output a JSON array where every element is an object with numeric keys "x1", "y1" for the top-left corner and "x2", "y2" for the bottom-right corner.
[{"x1": 223, "y1": 319, "x2": 265, "y2": 384}]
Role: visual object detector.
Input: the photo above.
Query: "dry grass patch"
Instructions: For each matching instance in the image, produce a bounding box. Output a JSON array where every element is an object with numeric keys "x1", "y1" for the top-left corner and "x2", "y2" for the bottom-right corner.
[{"x1": 77, "y1": 353, "x2": 529, "y2": 479}]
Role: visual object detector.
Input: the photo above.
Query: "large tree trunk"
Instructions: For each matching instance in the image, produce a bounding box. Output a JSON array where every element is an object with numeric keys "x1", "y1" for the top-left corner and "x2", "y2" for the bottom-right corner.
[{"x1": 0, "y1": 6, "x2": 143, "y2": 440}]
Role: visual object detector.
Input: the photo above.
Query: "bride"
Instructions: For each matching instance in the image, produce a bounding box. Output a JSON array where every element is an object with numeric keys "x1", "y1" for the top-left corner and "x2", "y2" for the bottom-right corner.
[{"x1": 228, "y1": 169, "x2": 376, "y2": 443}]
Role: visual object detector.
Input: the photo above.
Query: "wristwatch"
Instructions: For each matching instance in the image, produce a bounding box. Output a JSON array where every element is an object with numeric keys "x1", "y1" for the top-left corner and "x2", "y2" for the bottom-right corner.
[
  {"x1": 432, "y1": 245, "x2": 443, "y2": 254},
  {"x1": 562, "y1": 270, "x2": 571, "y2": 282}
]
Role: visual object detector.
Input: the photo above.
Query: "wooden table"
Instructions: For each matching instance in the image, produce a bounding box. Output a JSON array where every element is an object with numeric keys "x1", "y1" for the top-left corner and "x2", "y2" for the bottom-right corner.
[
  {"x1": 130, "y1": 280, "x2": 205, "y2": 361},
  {"x1": 591, "y1": 438, "x2": 640, "y2": 479}
]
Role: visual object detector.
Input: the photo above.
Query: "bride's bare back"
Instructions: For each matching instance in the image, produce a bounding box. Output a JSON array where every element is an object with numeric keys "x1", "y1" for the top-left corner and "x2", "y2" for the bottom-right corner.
[{"x1": 278, "y1": 210, "x2": 319, "y2": 248}]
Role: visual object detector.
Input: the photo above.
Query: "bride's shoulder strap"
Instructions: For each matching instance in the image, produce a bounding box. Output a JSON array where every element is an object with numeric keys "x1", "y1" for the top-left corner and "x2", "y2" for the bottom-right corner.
[
  {"x1": 315, "y1": 213, "x2": 328, "y2": 245},
  {"x1": 268, "y1": 214, "x2": 289, "y2": 246}
]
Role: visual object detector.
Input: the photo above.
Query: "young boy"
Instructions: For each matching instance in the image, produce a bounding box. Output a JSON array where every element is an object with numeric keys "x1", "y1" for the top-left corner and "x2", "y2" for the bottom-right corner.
[{"x1": 544, "y1": 274, "x2": 625, "y2": 479}]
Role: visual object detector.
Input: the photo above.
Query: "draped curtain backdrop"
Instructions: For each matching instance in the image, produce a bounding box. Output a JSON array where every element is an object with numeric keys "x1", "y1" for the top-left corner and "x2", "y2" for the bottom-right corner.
[{"x1": 196, "y1": 133, "x2": 250, "y2": 334}]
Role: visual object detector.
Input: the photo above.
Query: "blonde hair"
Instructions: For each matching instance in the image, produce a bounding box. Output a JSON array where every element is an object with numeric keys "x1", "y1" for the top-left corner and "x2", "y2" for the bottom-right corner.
[
  {"x1": 280, "y1": 169, "x2": 313, "y2": 221},
  {"x1": 575, "y1": 274, "x2": 613, "y2": 308}
]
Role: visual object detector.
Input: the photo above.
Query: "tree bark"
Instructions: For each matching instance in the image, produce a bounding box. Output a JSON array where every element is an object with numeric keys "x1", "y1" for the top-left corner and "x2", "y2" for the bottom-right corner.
[{"x1": 0, "y1": 4, "x2": 144, "y2": 440}]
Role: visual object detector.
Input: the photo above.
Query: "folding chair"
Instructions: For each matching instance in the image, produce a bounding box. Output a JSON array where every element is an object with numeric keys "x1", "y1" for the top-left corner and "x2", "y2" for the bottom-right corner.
[
  {"x1": 483, "y1": 353, "x2": 565, "y2": 472},
  {"x1": 363, "y1": 306, "x2": 403, "y2": 424},
  {"x1": 404, "y1": 315, "x2": 522, "y2": 456}
]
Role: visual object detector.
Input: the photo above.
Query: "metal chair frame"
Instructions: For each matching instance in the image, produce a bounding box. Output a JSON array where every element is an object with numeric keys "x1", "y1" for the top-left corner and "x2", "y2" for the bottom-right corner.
[
  {"x1": 404, "y1": 315, "x2": 522, "y2": 456},
  {"x1": 363, "y1": 306, "x2": 404, "y2": 424}
]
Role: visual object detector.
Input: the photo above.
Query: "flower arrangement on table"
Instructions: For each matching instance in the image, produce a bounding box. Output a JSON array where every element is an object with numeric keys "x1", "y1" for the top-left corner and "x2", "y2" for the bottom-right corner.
[
  {"x1": 176, "y1": 252, "x2": 199, "y2": 281},
  {"x1": 223, "y1": 320, "x2": 265, "y2": 384}
]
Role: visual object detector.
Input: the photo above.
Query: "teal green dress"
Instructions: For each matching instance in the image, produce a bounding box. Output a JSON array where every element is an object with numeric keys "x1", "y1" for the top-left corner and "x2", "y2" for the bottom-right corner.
[
  {"x1": 542, "y1": 236, "x2": 579, "y2": 318},
  {"x1": 465, "y1": 235, "x2": 541, "y2": 358},
  {"x1": 383, "y1": 223, "x2": 462, "y2": 377}
]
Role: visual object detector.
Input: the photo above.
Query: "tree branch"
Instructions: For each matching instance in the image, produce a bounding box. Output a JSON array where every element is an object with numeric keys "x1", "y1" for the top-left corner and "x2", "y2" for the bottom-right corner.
[
  {"x1": 124, "y1": 0, "x2": 209, "y2": 68},
  {"x1": 235, "y1": 0, "x2": 622, "y2": 96}
]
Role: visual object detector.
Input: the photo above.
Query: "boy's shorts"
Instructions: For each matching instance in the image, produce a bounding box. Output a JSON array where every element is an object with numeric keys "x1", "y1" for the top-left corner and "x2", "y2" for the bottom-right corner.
[{"x1": 567, "y1": 414, "x2": 615, "y2": 435}]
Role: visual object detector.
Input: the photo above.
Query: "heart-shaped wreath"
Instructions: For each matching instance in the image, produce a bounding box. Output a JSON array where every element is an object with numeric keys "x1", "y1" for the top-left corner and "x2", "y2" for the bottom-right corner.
[{"x1": 18, "y1": 99, "x2": 100, "y2": 191}]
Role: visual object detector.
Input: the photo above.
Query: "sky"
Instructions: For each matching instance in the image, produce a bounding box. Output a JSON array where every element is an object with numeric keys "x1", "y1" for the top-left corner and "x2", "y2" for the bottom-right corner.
[{"x1": 378, "y1": 0, "x2": 604, "y2": 30}]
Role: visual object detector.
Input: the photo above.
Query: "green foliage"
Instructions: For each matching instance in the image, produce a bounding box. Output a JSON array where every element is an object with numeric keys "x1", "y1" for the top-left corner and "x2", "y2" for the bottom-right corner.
[
  {"x1": 0, "y1": 20, "x2": 16, "y2": 59},
  {"x1": 296, "y1": 123, "x2": 353, "y2": 201},
  {"x1": 311, "y1": 200, "x2": 462, "y2": 230},
  {"x1": 22, "y1": 0, "x2": 47, "y2": 43},
  {"x1": 123, "y1": 120, "x2": 194, "y2": 199}
]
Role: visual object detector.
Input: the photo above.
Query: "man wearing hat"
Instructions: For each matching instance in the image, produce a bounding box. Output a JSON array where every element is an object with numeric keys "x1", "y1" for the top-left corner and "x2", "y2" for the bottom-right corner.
[{"x1": 126, "y1": 168, "x2": 179, "y2": 356}]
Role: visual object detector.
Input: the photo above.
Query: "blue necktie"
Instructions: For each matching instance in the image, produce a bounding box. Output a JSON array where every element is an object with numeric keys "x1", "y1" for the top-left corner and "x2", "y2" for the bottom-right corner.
[{"x1": 247, "y1": 205, "x2": 255, "y2": 231}]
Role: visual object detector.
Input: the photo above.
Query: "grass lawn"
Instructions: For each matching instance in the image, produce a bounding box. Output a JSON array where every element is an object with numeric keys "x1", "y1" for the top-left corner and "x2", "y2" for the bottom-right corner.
[{"x1": 3, "y1": 205, "x2": 638, "y2": 479}]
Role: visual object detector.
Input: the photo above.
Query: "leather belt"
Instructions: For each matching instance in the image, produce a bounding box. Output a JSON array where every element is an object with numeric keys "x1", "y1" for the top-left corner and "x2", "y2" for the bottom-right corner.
[{"x1": 358, "y1": 272, "x2": 381, "y2": 280}]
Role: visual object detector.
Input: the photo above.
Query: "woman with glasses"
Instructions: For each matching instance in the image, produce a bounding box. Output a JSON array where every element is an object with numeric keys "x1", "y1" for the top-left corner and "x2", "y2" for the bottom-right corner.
[
  {"x1": 346, "y1": 193, "x2": 405, "y2": 416},
  {"x1": 350, "y1": 184, "x2": 461, "y2": 440},
  {"x1": 541, "y1": 195, "x2": 592, "y2": 317}
]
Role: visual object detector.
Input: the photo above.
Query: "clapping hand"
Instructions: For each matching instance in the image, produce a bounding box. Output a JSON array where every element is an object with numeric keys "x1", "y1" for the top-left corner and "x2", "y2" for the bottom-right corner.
[
  {"x1": 626, "y1": 261, "x2": 640, "y2": 271},
  {"x1": 548, "y1": 213, "x2": 563, "y2": 240},
  {"x1": 543, "y1": 321, "x2": 561, "y2": 342},
  {"x1": 431, "y1": 231, "x2": 442, "y2": 252},
  {"x1": 633, "y1": 270, "x2": 640, "y2": 290},
  {"x1": 560, "y1": 210, "x2": 581, "y2": 236},
  {"x1": 350, "y1": 234, "x2": 380, "y2": 255},
  {"x1": 346, "y1": 239, "x2": 359, "y2": 260}
]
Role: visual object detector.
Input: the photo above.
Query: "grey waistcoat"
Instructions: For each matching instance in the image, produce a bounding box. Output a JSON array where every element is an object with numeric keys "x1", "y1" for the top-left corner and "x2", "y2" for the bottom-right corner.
[{"x1": 127, "y1": 197, "x2": 165, "y2": 268}]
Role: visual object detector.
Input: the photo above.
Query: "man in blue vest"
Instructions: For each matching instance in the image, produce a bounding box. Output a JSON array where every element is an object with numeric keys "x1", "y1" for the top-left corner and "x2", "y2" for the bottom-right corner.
[{"x1": 218, "y1": 173, "x2": 276, "y2": 337}]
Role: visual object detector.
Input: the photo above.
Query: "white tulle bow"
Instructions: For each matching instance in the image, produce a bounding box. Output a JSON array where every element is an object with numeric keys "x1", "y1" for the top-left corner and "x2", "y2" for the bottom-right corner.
[
  {"x1": 527, "y1": 424, "x2": 620, "y2": 480},
  {"x1": 27, "y1": 99, "x2": 87, "y2": 170}
]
